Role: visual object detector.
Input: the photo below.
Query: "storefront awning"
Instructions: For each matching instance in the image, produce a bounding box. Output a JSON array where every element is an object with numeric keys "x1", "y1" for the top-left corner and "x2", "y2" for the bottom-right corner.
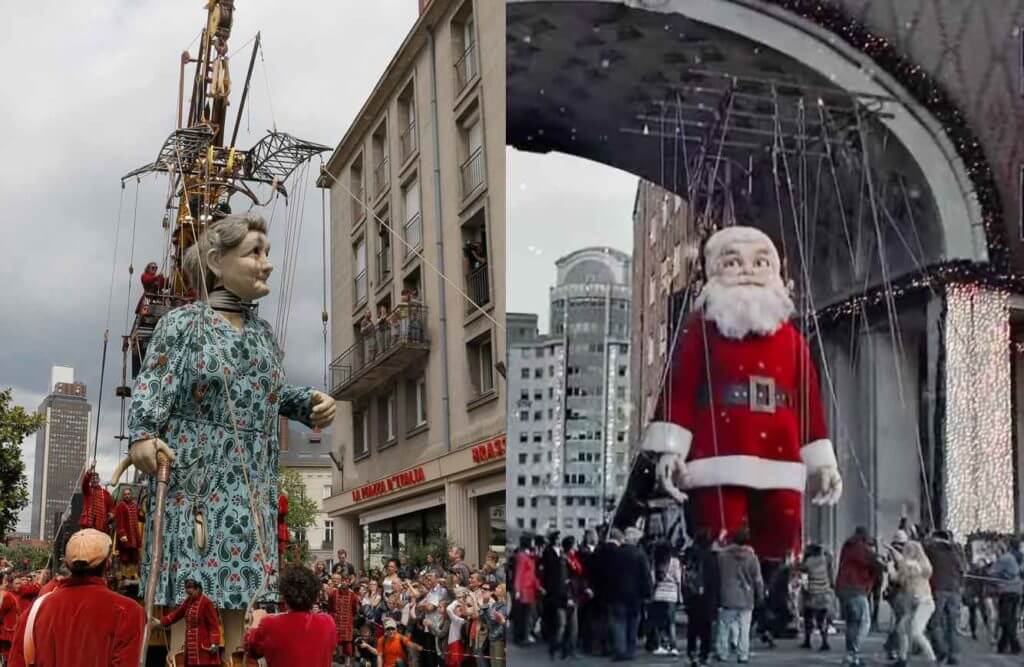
[{"x1": 358, "y1": 491, "x2": 446, "y2": 526}]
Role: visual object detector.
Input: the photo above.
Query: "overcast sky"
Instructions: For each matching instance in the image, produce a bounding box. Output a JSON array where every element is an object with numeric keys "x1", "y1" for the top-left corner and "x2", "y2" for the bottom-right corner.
[
  {"x1": 506, "y1": 148, "x2": 637, "y2": 333},
  {"x1": 0, "y1": 2, "x2": 418, "y2": 531}
]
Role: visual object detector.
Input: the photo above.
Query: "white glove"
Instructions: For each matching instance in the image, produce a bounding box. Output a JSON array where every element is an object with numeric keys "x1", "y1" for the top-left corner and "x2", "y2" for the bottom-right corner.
[
  {"x1": 129, "y1": 438, "x2": 177, "y2": 475},
  {"x1": 812, "y1": 465, "x2": 843, "y2": 506},
  {"x1": 310, "y1": 391, "x2": 336, "y2": 429},
  {"x1": 657, "y1": 453, "x2": 688, "y2": 503}
]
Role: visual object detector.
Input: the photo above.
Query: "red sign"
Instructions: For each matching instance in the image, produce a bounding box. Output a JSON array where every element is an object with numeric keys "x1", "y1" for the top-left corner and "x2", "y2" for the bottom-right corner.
[
  {"x1": 471, "y1": 435, "x2": 506, "y2": 464},
  {"x1": 352, "y1": 467, "x2": 427, "y2": 503}
]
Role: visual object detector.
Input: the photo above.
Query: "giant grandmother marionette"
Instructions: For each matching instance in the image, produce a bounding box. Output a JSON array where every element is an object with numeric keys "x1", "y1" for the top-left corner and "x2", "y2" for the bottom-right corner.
[
  {"x1": 125, "y1": 212, "x2": 335, "y2": 648},
  {"x1": 643, "y1": 226, "x2": 842, "y2": 560}
]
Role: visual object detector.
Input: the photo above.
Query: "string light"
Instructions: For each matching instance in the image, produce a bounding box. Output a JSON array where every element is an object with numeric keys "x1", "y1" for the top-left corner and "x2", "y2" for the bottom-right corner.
[{"x1": 944, "y1": 285, "x2": 1014, "y2": 536}]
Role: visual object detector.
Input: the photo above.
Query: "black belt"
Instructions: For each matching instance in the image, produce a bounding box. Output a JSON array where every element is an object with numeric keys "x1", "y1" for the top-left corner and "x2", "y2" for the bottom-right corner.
[{"x1": 697, "y1": 379, "x2": 793, "y2": 413}]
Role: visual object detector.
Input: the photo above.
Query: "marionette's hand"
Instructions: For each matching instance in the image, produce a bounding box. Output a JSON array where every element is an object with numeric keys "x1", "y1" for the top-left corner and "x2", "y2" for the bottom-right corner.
[
  {"x1": 310, "y1": 391, "x2": 336, "y2": 428},
  {"x1": 129, "y1": 438, "x2": 177, "y2": 475},
  {"x1": 812, "y1": 465, "x2": 843, "y2": 506},
  {"x1": 657, "y1": 453, "x2": 688, "y2": 503}
]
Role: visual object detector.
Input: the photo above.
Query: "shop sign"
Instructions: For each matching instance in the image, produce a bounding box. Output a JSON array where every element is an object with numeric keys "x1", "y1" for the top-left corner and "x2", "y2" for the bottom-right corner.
[
  {"x1": 471, "y1": 435, "x2": 506, "y2": 464},
  {"x1": 352, "y1": 466, "x2": 427, "y2": 503}
]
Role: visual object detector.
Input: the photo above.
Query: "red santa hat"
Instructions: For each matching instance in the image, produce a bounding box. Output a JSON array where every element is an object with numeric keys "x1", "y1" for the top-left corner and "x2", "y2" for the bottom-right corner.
[{"x1": 703, "y1": 226, "x2": 782, "y2": 274}]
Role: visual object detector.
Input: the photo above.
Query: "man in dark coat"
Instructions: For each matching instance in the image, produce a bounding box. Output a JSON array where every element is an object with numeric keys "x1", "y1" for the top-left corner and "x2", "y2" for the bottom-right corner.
[
  {"x1": 540, "y1": 533, "x2": 569, "y2": 659},
  {"x1": 606, "y1": 528, "x2": 652, "y2": 661}
]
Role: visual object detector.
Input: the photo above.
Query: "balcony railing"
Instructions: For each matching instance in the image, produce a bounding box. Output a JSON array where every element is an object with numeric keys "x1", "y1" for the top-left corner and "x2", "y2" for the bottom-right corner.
[
  {"x1": 465, "y1": 264, "x2": 490, "y2": 314},
  {"x1": 376, "y1": 248, "x2": 392, "y2": 284},
  {"x1": 330, "y1": 304, "x2": 430, "y2": 399},
  {"x1": 373, "y1": 158, "x2": 389, "y2": 198},
  {"x1": 403, "y1": 213, "x2": 422, "y2": 257},
  {"x1": 351, "y1": 185, "x2": 365, "y2": 224},
  {"x1": 400, "y1": 121, "x2": 417, "y2": 162},
  {"x1": 460, "y1": 147, "x2": 484, "y2": 199},
  {"x1": 454, "y1": 42, "x2": 478, "y2": 94}
]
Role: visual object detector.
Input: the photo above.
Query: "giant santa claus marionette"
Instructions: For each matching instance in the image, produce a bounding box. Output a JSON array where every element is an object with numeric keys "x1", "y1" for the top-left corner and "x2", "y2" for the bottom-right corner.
[{"x1": 643, "y1": 226, "x2": 843, "y2": 560}]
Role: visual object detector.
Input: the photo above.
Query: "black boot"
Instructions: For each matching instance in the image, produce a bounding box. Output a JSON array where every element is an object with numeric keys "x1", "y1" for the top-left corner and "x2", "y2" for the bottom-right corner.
[{"x1": 801, "y1": 635, "x2": 812, "y2": 649}]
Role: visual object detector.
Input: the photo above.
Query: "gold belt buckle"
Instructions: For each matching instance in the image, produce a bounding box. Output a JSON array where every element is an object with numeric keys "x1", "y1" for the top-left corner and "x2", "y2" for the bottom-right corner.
[{"x1": 749, "y1": 376, "x2": 776, "y2": 413}]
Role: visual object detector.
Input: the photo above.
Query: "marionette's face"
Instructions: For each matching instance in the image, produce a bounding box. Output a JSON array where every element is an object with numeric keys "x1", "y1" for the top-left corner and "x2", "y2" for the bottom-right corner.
[
  {"x1": 208, "y1": 230, "x2": 273, "y2": 301},
  {"x1": 710, "y1": 239, "x2": 779, "y2": 288}
]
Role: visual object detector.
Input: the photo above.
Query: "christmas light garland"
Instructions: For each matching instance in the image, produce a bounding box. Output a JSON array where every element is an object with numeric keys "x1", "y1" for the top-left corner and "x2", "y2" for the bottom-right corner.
[{"x1": 762, "y1": 0, "x2": 1009, "y2": 269}]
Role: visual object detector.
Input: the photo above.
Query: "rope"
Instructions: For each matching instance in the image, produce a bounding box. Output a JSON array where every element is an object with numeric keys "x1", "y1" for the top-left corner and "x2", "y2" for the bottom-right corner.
[
  {"x1": 258, "y1": 40, "x2": 277, "y2": 132},
  {"x1": 319, "y1": 168, "x2": 503, "y2": 332},
  {"x1": 123, "y1": 179, "x2": 141, "y2": 333},
  {"x1": 321, "y1": 157, "x2": 330, "y2": 390}
]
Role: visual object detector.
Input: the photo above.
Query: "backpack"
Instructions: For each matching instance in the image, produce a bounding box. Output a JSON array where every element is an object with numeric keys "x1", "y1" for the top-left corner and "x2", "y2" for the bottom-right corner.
[{"x1": 683, "y1": 553, "x2": 705, "y2": 598}]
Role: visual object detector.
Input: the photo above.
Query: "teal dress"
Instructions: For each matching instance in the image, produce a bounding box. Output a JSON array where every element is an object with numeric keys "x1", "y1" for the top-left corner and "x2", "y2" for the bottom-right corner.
[{"x1": 127, "y1": 302, "x2": 314, "y2": 609}]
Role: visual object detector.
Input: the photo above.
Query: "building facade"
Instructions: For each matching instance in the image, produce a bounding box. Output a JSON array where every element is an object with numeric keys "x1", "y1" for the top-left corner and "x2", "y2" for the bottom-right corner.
[
  {"x1": 279, "y1": 427, "x2": 336, "y2": 567},
  {"x1": 321, "y1": 0, "x2": 505, "y2": 570},
  {"x1": 507, "y1": 248, "x2": 632, "y2": 541},
  {"x1": 31, "y1": 366, "x2": 91, "y2": 542}
]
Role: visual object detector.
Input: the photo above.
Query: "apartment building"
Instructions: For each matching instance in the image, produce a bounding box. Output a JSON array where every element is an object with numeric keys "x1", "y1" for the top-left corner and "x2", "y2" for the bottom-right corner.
[{"x1": 320, "y1": 0, "x2": 505, "y2": 569}]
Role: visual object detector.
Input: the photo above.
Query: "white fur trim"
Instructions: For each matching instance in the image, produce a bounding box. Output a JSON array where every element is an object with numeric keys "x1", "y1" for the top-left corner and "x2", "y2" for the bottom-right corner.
[
  {"x1": 641, "y1": 422, "x2": 693, "y2": 457},
  {"x1": 684, "y1": 455, "x2": 807, "y2": 492},
  {"x1": 800, "y1": 439, "x2": 838, "y2": 472}
]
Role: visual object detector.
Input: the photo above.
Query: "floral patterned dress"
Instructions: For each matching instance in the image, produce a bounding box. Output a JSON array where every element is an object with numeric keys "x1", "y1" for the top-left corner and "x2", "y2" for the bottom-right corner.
[{"x1": 128, "y1": 302, "x2": 313, "y2": 609}]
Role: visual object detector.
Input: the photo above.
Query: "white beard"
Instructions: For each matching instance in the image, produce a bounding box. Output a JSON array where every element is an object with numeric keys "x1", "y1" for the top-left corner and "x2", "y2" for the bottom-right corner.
[{"x1": 696, "y1": 280, "x2": 795, "y2": 339}]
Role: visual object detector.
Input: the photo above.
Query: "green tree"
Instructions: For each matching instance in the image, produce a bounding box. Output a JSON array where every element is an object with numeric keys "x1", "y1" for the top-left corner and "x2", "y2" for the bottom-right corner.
[
  {"x1": 278, "y1": 466, "x2": 319, "y2": 565},
  {"x1": 0, "y1": 542, "x2": 51, "y2": 571},
  {"x1": 0, "y1": 388, "x2": 45, "y2": 541}
]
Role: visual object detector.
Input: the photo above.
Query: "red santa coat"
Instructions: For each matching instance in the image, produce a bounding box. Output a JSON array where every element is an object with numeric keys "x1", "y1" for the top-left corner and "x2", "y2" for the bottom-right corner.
[
  {"x1": 79, "y1": 476, "x2": 114, "y2": 532},
  {"x1": 0, "y1": 590, "x2": 18, "y2": 650},
  {"x1": 243, "y1": 611, "x2": 338, "y2": 666},
  {"x1": 327, "y1": 588, "x2": 360, "y2": 644},
  {"x1": 161, "y1": 594, "x2": 222, "y2": 666},
  {"x1": 115, "y1": 500, "x2": 141, "y2": 550},
  {"x1": 658, "y1": 315, "x2": 836, "y2": 490},
  {"x1": 7, "y1": 577, "x2": 145, "y2": 667}
]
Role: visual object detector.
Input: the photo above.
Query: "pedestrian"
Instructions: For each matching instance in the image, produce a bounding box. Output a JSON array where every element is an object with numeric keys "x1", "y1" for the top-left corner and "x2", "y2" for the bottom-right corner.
[
  {"x1": 448, "y1": 547, "x2": 471, "y2": 588},
  {"x1": 511, "y1": 535, "x2": 540, "y2": 645},
  {"x1": 7, "y1": 528, "x2": 145, "y2": 667},
  {"x1": 607, "y1": 527, "x2": 652, "y2": 662},
  {"x1": 890, "y1": 540, "x2": 937, "y2": 665},
  {"x1": 883, "y1": 530, "x2": 910, "y2": 661},
  {"x1": 0, "y1": 574, "x2": 18, "y2": 662},
  {"x1": 650, "y1": 541, "x2": 682, "y2": 656},
  {"x1": 540, "y1": 533, "x2": 569, "y2": 659},
  {"x1": 923, "y1": 530, "x2": 966, "y2": 664},
  {"x1": 334, "y1": 549, "x2": 358, "y2": 578},
  {"x1": 799, "y1": 543, "x2": 833, "y2": 651},
  {"x1": 835, "y1": 526, "x2": 881, "y2": 666},
  {"x1": 243, "y1": 565, "x2": 339, "y2": 666},
  {"x1": 715, "y1": 529, "x2": 763, "y2": 664},
  {"x1": 375, "y1": 617, "x2": 422, "y2": 667},
  {"x1": 445, "y1": 591, "x2": 473, "y2": 667},
  {"x1": 484, "y1": 584, "x2": 509, "y2": 666},
  {"x1": 683, "y1": 529, "x2": 719, "y2": 667},
  {"x1": 328, "y1": 574, "x2": 361, "y2": 667},
  {"x1": 987, "y1": 539, "x2": 1022, "y2": 654},
  {"x1": 159, "y1": 578, "x2": 222, "y2": 666}
]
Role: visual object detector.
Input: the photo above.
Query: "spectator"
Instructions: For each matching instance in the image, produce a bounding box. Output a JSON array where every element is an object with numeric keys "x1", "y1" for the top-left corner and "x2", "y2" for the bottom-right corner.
[
  {"x1": 924, "y1": 529, "x2": 966, "y2": 664},
  {"x1": 314, "y1": 561, "x2": 330, "y2": 585},
  {"x1": 606, "y1": 527, "x2": 651, "y2": 662},
  {"x1": 484, "y1": 584, "x2": 509, "y2": 666},
  {"x1": 511, "y1": 535, "x2": 540, "y2": 645},
  {"x1": 243, "y1": 564, "x2": 339, "y2": 666},
  {"x1": 715, "y1": 529, "x2": 764, "y2": 664},
  {"x1": 890, "y1": 540, "x2": 936, "y2": 665},
  {"x1": 383, "y1": 559, "x2": 403, "y2": 596},
  {"x1": 449, "y1": 547, "x2": 471, "y2": 588},
  {"x1": 540, "y1": 532, "x2": 569, "y2": 659},
  {"x1": 988, "y1": 539, "x2": 1022, "y2": 654},
  {"x1": 650, "y1": 541, "x2": 682, "y2": 656},
  {"x1": 799, "y1": 543, "x2": 834, "y2": 652},
  {"x1": 8, "y1": 528, "x2": 145, "y2": 667},
  {"x1": 683, "y1": 529, "x2": 720, "y2": 666},
  {"x1": 334, "y1": 549, "x2": 357, "y2": 578},
  {"x1": 375, "y1": 617, "x2": 422, "y2": 667},
  {"x1": 445, "y1": 590, "x2": 474, "y2": 667},
  {"x1": 835, "y1": 526, "x2": 881, "y2": 666}
]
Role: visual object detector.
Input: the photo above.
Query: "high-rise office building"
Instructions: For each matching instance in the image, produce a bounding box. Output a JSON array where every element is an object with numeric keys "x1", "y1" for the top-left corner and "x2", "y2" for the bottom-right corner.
[
  {"x1": 31, "y1": 366, "x2": 91, "y2": 541},
  {"x1": 508, "y1": 248, "x2": 632, "y2": 540}
]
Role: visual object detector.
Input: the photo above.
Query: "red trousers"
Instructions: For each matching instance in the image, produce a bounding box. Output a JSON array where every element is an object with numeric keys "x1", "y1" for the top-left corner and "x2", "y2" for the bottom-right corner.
[
  {"x1": 445, "y1": 639, "x2": 465, "y2": 667},
  {"x1": 688, "y1": 486, "x2": 802, "y2": 560}
]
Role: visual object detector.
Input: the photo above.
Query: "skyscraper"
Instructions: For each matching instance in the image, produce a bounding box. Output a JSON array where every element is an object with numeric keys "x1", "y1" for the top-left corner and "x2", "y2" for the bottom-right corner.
[
  {"x1": 31, "y1": 366, "x2": 91, "y2": 541},
  {"x1": 508, "y1": 248, "x2": 632, "y2": 540}
]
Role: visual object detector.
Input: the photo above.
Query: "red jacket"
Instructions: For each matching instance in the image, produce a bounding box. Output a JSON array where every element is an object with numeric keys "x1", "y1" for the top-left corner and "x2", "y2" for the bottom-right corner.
[
  {"x1": 835, "y1": 537, "x2": 880, "y2": 595},
  {"x1": 0, "y1": 590, "x2": 18, "y2": 645},
  {"x1": 663, "y1": 316, "x2": 835, "y2": 491},
  {"x1": 514, "y1": 552, "x2": 540, "y2": 604},
  {"x1": 114, "y1": 500, "x2": 141, "y2": 550},
  {"x1": 243, "y1": 611, "x2": 338, "y2": 666},
  {"x1": 161, "y1": 594, "x2": 221, "y2": 666},
  {"x1": 14, "y1": 583, "x2": 39, "y2": 618},
  {"x1": 7, "y1": 577, "x2": 145, "y2": 667},
  {"x1": 79, "y1": 476, "x2": 114, "y2": 532},
  {"x1": 327, "y1": 588, "x2": 360, "y2": 642},
  {"x1": 277, "y1": 494, "x2": 289, "y2": 544}
]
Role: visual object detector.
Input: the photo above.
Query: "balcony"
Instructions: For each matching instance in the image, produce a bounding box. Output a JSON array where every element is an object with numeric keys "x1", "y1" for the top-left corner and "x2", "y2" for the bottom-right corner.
[
  {"x1": 454, "y1": 42, "x2": 478, "y2": 94},
  {"x1": 330, "y1": 304, "x2": 430, "y2": 400},
  {"x1": 351, "y1": 186, "x2": 365, "y2": 224},
  {"x1": 465, "y1": 264, "x2": 490, "y2": 314},
  {"x1": 403, "y1": 213, "x2": 422, "y2": 257},
  {"x1": 373, "y1": 158, "x2": 389, "y2": 199},
  {"x1": 376, "y1": 248, "x2": 392, "y2": 285},
  {"x1": 460, "y1": 147, "x2": 484, "y2": 199},
  {"x1": 400, "y1": 121, "x2": 417, "y2": 163}
]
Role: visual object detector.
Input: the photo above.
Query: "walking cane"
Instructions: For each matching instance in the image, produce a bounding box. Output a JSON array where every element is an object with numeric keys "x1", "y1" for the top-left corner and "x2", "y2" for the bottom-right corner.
[{"x1": 139, "y1": 451, "x2": 172, "y2": 667}]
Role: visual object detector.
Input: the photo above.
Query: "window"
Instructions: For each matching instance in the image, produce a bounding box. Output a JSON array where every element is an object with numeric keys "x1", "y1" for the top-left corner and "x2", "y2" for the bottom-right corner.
[
  {"x1": 462, "y1": 208, "x2": 490, "y2": 312},
  {"x1": 517, "y1": 518, "x2": 525, "y2": 528},
  {"x1": 453, "y1": 6, "x2": 477, "y2": 94},
  {"x1": 402, "y1": 179, "x2": 422, "y2": 256},
  {"x1": 518, "y1": 453, "x2": 527, "y2": 464},
  {"x1": 516, "y1": 497, "x2": 525, "y2": 507},
  {"x1": 530, "y1": 519, "x2": 537, "y2": 529},
  {"x1": 405, "y1": 375, "x2": 427, "y2": 430},
  {"x1": 324, "y1": 520, "x2": 334, "y2": 545},
  {"x1": 372, "y1": 121, "x2": 389, "y2": 198},
  {"x1": 534, "y1": 368, "x2": 543, "y2": 379},
  {"x1": 353, "y1": 409, "x2": 369, "y2": 458},
  {"x1": 532, "y1": 453, "x2": 541, "y2": 463},
  {"x1": 350, "y1": 156, "x2": 365, "y2": 224},
  {"x1": 322, "y1": 484, "x2": 332, "y2": 500},
  {"x1": 353, "y1": 238, "x2": 367, "y2": 307},
  {"x1": 520, "y1": 389, "x2": 529, "y2": 400},
  {"x1": 378, "y1": 388, "x2": 396, "y2": 444},
  {"x1": 533, "y1": 391, "x2": 542, "y2": 401},
  {"x1": 531, "y1": 475, "x2": 540, "y2": 485},
  {"x1": 532, "y1": 432, "x2": 542, "y2": 443},
  {"x1": 519, "y1": 410, "x2": 529, "y2": 421},
  {"x1": 398, "y1": 80, "x2": 417, "y2": 163},
  {"x1": 518, "y1": 433, "x2": 528, "y2": 444},
  {"x1": 517, "y1": 476, "x2": 526, "y2": 487},
  {"x1": 375, "y1": 218, "x2": 392, "y2": 285},
  {"x1": 520, "y1": 368, "x2": 530, "y2": 379},
  {"x1": 530, "y1": 497, "x2": 538, "y2": 508},
  {"x1": 577, "y1": 518, "x2": 586, "y2": 528},
  {"x1": 467, "y1": 332, "x2": 495, "y2": 398},
  {"x1": 459, "y1": 107, "x2": 484, "y2": 199},
  {"x1": 533, "y1": 411, "x2": 542, "y2": 421}
]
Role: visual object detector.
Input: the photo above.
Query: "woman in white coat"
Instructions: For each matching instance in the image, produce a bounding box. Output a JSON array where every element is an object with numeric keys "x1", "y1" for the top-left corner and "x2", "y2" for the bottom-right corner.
[{"x1": 891, "y1": 540, "x2": 937, "y2": 665}]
